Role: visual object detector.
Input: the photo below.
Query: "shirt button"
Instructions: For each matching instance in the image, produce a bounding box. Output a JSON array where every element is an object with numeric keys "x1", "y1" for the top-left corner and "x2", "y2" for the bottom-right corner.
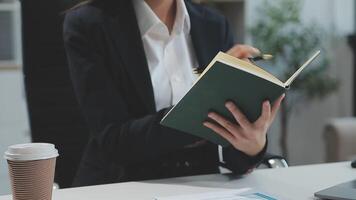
[{"x1": 184, "y1": 161, "x2": 190, "y2": 167}]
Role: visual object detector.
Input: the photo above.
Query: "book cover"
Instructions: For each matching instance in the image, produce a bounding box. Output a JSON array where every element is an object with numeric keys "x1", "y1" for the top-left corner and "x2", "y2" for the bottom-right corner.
[{"x1": 161, "y1": 51, "x2": 320, "y2": 146}]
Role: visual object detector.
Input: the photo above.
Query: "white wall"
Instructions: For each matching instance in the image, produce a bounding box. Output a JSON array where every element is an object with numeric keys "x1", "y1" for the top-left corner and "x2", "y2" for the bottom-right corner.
[
  {"x1": 245, "y1": 0, "x2": 355, "y2": 165},
  {"x1": 0, "y1": 1, "x2": 28, "y2": 195},
  {"x1": 0, "y1": 71, "x2": 31, "y2": 195},
  {"x1": 301, "y1": 0, "x2": 355, "y2": 36},
  {"x1": 246, "y1": 0, "x2": 355, "y2": 35}
]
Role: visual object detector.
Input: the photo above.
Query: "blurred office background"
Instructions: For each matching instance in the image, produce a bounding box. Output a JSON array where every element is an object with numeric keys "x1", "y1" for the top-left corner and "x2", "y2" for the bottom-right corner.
[{"x1": 0, "y1": 0, "x2": 355, "y2": 195}]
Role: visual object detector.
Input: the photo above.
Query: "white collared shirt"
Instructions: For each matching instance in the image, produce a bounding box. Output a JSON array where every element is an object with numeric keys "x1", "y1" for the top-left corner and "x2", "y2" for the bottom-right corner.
[
  {"x1": 133, "y1": 0, "x2": 226, "y2": 166},
  {"x1": 133, "y1": 0, "x2": 199, "y2": 111}
]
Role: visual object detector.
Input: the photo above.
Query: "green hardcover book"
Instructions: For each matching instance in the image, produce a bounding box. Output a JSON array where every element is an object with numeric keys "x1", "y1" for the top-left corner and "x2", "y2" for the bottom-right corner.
[{"x1": 161, "y1": 51, "x2": 321, "y2": 146}]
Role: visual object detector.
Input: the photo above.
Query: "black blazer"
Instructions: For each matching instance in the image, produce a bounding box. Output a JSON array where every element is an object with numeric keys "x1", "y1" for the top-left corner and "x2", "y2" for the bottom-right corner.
[{"x1": 63, "y1": 0, "x2": 266, "y2": 187}]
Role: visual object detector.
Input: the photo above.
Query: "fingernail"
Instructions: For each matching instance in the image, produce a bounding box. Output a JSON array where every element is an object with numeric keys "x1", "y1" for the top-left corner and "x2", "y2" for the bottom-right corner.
[
  {"x1": 225, "y1": 101, "x2": 233, "y2": 108},
  {"x1": 253, "y1": 47, "x2": 260, "y2": 54},
  {"x1": 264, "y1": 101, "x2": 270, "y2": 107},
  {"x1": 208, "y1": 112, "x2": 213, "y2": 117},
  {"x1": 282, "y1": 93, "x2": 286, "y2": 98}
]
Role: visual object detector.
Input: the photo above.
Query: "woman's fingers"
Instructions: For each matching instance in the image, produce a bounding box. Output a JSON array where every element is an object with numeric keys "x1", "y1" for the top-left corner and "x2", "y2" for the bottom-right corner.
[
  {"x1": 255, "y1": 100, "x2": 271, "y2": 128},
  {"x1": 204, "y1": 99, "x2": 274, "y2": 156},
  {"x1": 207, "y1": 112, "x2": 239, "y2": 134},
  {"x1": 270, "y1": 94, "x2": 285, "y2": 122},
  {"x1": 225, "y1": 101, "x2": 251, "y2": 129},
  {"x1": 227, "y1": 45, "x2": 260, "y2": 59},
  {"x1": 203, "y1": 121, "x2": 236, "y2": 144},
  {"x1": 255, "y1": 94, "x2": 285, "y2": 127},
  {"x1": 204, "y1": 95, "x2": 284, "y2": 156}
]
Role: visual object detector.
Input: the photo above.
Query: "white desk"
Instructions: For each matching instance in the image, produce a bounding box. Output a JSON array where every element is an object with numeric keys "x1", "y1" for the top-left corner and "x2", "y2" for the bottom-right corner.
[{"x1": 0, "y1": 162, "x2": 354, "y2": 200}]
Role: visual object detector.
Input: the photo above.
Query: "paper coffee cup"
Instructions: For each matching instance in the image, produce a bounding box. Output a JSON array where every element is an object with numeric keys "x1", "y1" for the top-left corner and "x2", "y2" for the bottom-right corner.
[{"x1": 4, "y1": 143, "x2": 59, "y2": 200}]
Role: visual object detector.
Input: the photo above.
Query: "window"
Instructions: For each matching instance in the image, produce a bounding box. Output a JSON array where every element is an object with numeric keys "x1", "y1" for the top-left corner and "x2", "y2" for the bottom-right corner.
[{"x1": 0, "y1": 0, "x2": 22, "y2": 69}]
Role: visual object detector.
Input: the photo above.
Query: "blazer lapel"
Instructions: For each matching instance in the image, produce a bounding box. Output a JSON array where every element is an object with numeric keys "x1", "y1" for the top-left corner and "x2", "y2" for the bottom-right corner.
[
  {"x1": 106, "y1": 1, "x2": 156, "y2": 113},
  {"x1": 186, "y1": 1, "x2": 224, "y2": 69},
  {"x1": 103, "y1": 1, "x2": 224, "y2": 113}
]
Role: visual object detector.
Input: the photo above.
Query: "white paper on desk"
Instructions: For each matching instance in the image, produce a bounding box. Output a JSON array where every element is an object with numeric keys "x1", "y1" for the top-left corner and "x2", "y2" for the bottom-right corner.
[{"x1": 155, "y1": 188, "x2": 277, "y2": 200}]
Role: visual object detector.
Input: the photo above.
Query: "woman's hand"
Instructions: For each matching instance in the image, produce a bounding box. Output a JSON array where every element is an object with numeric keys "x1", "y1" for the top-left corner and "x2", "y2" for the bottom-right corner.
[
  {"x1": 226, "y1": 44, "x2": 260, "y2": 61},
  {"x1": 203, "y1": 94, "x2": 285, "y2": 156}
]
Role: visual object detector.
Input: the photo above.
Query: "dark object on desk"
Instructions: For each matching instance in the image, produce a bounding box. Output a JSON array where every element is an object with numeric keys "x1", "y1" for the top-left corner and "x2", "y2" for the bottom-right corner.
[
  {"x1": 314, "y1": 179, "x2": 356, "y2": 200},
  {"x1": 258, "y1": 153, "x2": 289, "y2": 168},
  {"x1": 352, "y1": 160, "x2": 356, "y2": 168},
  {"x1": 20, "y1": 0, "x2": 89, "y2": 188}
]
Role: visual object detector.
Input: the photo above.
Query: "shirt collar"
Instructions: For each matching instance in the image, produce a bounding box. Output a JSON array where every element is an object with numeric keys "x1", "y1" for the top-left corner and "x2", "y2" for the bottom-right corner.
[{"x1": 133, "y1": 0, "x2": 191, "y2": 37}]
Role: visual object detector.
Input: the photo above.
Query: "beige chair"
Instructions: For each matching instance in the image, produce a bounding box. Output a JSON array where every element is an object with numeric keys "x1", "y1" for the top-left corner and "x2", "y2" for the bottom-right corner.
[{"x1": 324, "y1": 118, "x2": 356, "y2": 162}]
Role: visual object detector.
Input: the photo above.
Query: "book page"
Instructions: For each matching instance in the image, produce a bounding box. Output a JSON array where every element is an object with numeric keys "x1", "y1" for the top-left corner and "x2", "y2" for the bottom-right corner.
[
  {"x1": 284, "y1": 50, "x2": 321, "y2": 87},
  {"x1": 214, "y1": 52, "x2": 285, "y2": 87}
]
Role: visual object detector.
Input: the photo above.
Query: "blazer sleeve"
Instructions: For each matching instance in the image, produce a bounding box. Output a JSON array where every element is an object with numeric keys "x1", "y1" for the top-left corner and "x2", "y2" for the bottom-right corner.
[
  {"x1": 63, "y1": 11, "x2": 200, "y2": 166},
  {"x1": 220, "y1": 17, "x2": 267, "y2": 174}
]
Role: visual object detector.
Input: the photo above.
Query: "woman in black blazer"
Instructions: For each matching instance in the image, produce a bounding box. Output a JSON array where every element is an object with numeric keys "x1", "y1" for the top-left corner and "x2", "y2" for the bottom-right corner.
[{"x1": 63, "y1": 0, "x2": 284, "y2": 186}]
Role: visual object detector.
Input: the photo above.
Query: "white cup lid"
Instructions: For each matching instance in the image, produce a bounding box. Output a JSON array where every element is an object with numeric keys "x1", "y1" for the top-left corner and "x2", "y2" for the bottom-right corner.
[{"x1": 4, "y1": 143, "x2": 59, "y2": 161}]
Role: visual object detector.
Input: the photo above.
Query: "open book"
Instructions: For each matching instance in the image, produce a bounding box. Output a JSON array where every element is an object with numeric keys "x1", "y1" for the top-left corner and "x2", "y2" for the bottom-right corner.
[{"x1": 161, "y1": 51, "x2": 321, "y2": 146}]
